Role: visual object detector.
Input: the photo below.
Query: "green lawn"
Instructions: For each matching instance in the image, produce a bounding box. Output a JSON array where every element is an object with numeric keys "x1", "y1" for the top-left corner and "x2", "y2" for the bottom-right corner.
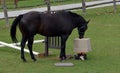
[
  {"x1": 0, "y1": 0, "x2": 93, "y2": 11},
  {"x1": 0, "y1": 6, "x2": 120, "y2": 73}
]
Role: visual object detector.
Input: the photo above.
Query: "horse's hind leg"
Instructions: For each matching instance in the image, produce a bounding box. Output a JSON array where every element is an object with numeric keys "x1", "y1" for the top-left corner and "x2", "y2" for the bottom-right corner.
[
  {"x1": 21, "y1": 36, "x2": 27, "y2": 62},
  {"x1": 27, "y1": 36, "x2": 37, "y2": 61}
]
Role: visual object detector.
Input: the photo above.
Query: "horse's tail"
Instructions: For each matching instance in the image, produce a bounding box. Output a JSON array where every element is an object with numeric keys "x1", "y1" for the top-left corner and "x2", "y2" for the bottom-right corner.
[{"x1": 10, "y1": 15, "x2": 23, "y2": 43}]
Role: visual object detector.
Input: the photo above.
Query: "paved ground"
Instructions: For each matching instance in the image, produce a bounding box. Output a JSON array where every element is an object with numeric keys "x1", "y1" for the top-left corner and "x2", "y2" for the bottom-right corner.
[{"x1": 0, "y1": 0, "x2": 119, "y2": 19}]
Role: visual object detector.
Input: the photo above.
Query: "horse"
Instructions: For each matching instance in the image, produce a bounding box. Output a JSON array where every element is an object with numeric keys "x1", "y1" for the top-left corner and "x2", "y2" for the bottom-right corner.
[{"x1": 10, "y1": 10, "x2": 89, "y2": 62}]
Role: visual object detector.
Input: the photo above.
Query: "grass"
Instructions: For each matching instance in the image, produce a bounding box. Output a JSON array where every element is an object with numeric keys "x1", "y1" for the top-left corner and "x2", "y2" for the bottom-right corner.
[
  {"x1": 0, "y1": 0, "x2": 93, "y2": 11},
  {"x1": 0, "y1": 6, "x2": 120, "y2": 73}
]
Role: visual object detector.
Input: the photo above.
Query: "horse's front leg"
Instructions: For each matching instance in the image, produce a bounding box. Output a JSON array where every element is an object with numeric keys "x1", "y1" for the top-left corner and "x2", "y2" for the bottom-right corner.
[
  {"x1": 60, "y1": 35, "x2": 69, "y2": 61},
  {"x1": 21, "y1": 36, "x2": 27, "y2": 62},
  {"x1": 27, "y1": 36, "x2": 36, "y2": 62}
]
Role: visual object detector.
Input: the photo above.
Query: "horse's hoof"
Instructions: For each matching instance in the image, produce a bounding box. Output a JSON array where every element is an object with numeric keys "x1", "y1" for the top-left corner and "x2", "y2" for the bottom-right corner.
[
  {"x1": 60, "y1": 57, "x2": 66, "y2": 62},
  {"x1": 33, "y1": 58, "x2": 37, "y2": 62},
  {"x1": 34, "y1": 60, "x2": 37, "y2": 62},
  {"x1": 23, "y1": 59, "x2": 27, "y2": 62},
  {"x1": 60, "y1": 59, "x2": 66, "y2": 62}
]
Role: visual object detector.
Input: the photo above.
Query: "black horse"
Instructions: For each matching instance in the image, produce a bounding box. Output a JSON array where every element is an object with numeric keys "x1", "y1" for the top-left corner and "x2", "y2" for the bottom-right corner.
[{"x1": 10, "y1": 10, "x2": 89, "y2": 62}]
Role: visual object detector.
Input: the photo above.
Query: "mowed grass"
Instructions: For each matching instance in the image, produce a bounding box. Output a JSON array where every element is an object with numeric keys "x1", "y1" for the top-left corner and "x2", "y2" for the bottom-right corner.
[
  {"x1": 0, "y1": 6, "x2": 120, "y2": 73},
  {"x1": 0, "y1": 0, "x2": 93, "y2": 11}
]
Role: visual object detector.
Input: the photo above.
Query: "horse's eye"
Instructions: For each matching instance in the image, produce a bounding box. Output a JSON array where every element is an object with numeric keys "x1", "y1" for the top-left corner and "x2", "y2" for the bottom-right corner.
[
  {"x1": 80, "y1": 25, "x2": 87, "y2": 31},
  {"x1": 81, "y1": 26, "x2": 85, "y2": 29}
]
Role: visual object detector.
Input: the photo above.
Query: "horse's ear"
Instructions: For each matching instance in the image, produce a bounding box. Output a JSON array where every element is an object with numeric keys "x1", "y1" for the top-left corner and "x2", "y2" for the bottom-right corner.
[{"x1": 87, "y1": 20, "x2": 90, "y2": 24}]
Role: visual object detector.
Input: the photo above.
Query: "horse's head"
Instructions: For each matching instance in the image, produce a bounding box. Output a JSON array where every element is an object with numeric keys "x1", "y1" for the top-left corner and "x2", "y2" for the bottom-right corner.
[
  {"x1": 77, "y1": 20, "x2": 90, "y2": 39},
  {"x1": 67, "y1": 11, "x2": 90, "y2": 39}
]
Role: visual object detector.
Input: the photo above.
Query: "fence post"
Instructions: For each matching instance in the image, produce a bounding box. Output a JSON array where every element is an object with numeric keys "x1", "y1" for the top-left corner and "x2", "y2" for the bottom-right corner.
[
  {"x1": 82, "y1": 0, "x2": 86, "y2": 15},
  {"x1": 113, "y1": 0, "x2": 117, "y2": 13},
  {"x1": 45, "y1": 0, "x2": 51, "y2": 14},
  {"x1": 1, "y1": 0, "x2": 9, "y2": 26},
  {"x1": 14, "y1": 0, "x2": 18, "y2": 8}
]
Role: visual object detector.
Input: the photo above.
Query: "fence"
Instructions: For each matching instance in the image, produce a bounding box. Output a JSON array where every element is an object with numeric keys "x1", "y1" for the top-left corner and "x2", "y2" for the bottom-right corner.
[
  {"x1": 45, "y1": 37, "x2": 61, "y2": 56},
  {"x1": 0, "y1": 0, "x2": 18, "y2": 8},
  {"x1": 0, "y1": 0, "x2": 66, "y2": 9}
]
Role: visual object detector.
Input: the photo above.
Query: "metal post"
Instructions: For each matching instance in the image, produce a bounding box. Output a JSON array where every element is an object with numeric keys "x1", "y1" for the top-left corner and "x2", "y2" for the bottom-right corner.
[
  {"x1": 44, "y1": 0, "x2": 51, "y2": 56},
  {"x1": 45, "y1": 37, "x2": 49, "y2": 56}
]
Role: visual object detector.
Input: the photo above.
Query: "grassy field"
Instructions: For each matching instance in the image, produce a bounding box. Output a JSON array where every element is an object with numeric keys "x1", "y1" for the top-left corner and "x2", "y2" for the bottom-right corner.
[
  {"x1": 0, "y1": 0, "x2": 93, "y2": 11},
  {"x1": 0, "y1": 6, "x2": 120, "y2": 73}
]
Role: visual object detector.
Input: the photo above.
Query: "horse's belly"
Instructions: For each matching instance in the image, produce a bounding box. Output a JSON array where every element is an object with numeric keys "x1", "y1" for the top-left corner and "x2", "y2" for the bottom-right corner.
[
  {"x1": 38, "y1": 28, "x2": 60, "y2": 36},
  {"x1": 39, "y1": 32, "x2": 61, "y2": 37}
]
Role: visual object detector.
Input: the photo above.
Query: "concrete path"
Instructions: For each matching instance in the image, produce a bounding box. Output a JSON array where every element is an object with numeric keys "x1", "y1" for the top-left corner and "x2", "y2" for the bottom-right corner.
[{"x1": 0, "y1": 0, "x2": 119, "y2": 19}]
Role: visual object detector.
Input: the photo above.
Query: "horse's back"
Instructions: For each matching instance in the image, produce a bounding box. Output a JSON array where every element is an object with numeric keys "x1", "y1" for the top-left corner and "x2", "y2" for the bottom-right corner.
[
  {"x1": 38, "y1": 11, "x2": 75, "y2": 36},
  {"x1": 21, "y1": 11, "x2": 41, "y2": 23},
  {"x1": 19, "y1": 11, "x2": 80, "y2": 36}
]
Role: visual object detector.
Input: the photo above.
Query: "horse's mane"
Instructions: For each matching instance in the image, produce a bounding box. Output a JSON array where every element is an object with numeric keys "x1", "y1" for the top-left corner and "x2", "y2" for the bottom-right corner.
[
  {"x1": 66, "y1": 11, "x2": 87, "y2": 24},
  {"x1": 66, "y1": 11, "x2": 80, "y2": 17}
]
